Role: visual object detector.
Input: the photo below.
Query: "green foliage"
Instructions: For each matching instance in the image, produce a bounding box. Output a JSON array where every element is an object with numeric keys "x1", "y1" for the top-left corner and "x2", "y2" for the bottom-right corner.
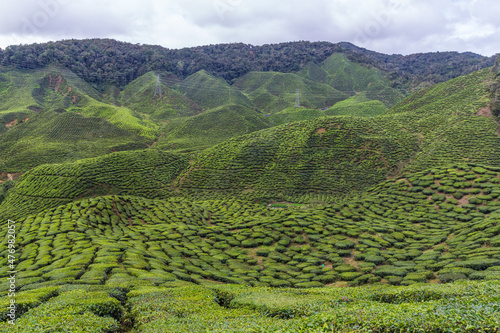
[
  {"x1": 120, "y1": 71, "x2": 203, "y2": 119},
  {"x1": 157, "y1": 104, "x2": 270, "y2": 151},
  {"x1": 0, "y1": 149, "x2": 188, "y2": 220},
  {"x1": 178, "y1": 70, "x2": 254, "y2": 109}
]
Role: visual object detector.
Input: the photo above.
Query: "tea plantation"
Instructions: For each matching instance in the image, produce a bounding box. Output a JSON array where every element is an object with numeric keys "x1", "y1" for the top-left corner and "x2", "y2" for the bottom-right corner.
[
  {"x1": 0, "y1": 163, "x2": 499, "y2": 331},
  {"x1": 1, "y1": 48, "x2": 500, "y2": 331}
]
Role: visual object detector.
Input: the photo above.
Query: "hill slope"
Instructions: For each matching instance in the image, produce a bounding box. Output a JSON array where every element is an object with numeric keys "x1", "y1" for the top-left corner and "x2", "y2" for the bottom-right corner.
[
  {"x1": 234, "y1": 71, "x2": 348, "y2": 113},
  {"x1": 178, "y1": 70, "x2": 255, "y2": 109},
  {"x1": 0, "y1": 149, "x2": 188, "y2": 221},
  {"x1": 387, "y1": 67, "x2": 500, "y2": 172},
  {"x1": 1, "y1": 163, "x2": 498, "y2": 294},
  {"x1": 0, "y1": 68, "x2": 160, "y2": 172},
  {"x1": 119, "y1": 71, "x2": 203, "y2": 119},
  {"x1": 174, "y1": 116, "x2": 418, "y2": 201},
  {"x1": 156, "y1": 104, "x2": 270, "y2": 151}
]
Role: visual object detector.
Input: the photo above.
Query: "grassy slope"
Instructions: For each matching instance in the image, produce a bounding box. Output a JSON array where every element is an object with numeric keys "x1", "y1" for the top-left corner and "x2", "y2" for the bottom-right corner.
[
  {"x1": 119, "y1": 71, "x2": 203, "y2": 120},
  {"x1": 156, "y1": 103, "x2": 270, "y2": 151},
  {"x1": 0, "y1": 67, "x2": 160, "y2": 172},
  {"x1": 175, "y1": 116, "x2": 418, "y2": 201},
  {"x1": 234, "y1": 71, "x2": 348, "y2": 114},
  {"x1": 324, "y1": 92, "x2": 387, "y2": 117},
  {"x1": 0, "y1": 149, "x2": 188, "y2": 221},
  {"x1": 177, "y1": 70, "x2": 254, "y2": 109}
]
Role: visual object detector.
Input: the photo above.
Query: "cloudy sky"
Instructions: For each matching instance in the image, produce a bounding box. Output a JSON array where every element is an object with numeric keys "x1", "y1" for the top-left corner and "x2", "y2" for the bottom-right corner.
[{"x1": 0, "y1": 0, "x2": 498, "y2": 56}]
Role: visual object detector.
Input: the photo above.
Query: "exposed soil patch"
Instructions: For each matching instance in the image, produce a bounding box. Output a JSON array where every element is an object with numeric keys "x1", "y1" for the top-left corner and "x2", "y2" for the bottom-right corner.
[
  {"x1": 478, "y1": 106, "x2": 500, "y2": 135},
  {"x1": 342, "y1": 255, "x2": 360, "y2": 269},
  {"x1": 5, "y1": 119, "x2": 18, "y2": 128},
  {"x1": 0, "y1": 172, "x2": 22, "y2": 181},
  {"x1": 478, "y1": 106, "x2": 493, "y2": 117},
  {"x1": 457, "y1": 196, "x2": 469, "y2": 206},
  {"x1": 315, "y1": 128, "x2": 326, "y2": 134}
]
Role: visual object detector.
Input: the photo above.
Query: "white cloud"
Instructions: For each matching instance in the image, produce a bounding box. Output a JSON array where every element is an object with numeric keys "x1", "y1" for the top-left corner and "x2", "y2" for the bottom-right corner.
[{"x1": 0, "y1": 0, "x2": 497, "y2": 56}]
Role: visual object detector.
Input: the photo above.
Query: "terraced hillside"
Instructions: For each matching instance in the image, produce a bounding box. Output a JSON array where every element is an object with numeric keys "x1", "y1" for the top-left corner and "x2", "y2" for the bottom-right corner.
[
  {"x1": 234, "y1": 71, "x2": 348, "y2": 114},
  {"x1": 172, "y1": 67, "x2": 500, "y2": 202},
  {"x1": 175, "y1": 116, "x2": 418, "y2": 202},
  {"x1": 156, "y1": 104, "x2": 270, "y2": 151},
  {"x1": 0, "y1": 68, "x2": 159, "y2": 171},
  {"x1": 0, "y1": 149, "x2": 188, "y2": 221},
  {"x1": 325, "y1": 93, "x2": 387, "y2": 117},
  {"x1": 268, "y1": 107, "x2": 328, "y2": 126},
  {"x1": 0, "y1": 164, "x2": 499, "y2": 331},
  {"x1": 177, "y1": 70, "x2": 255, "y2": 110},
  {"x1": 387, "y1": 67, "x2": 500, "y2": 172},
  {"x1": 119, "y1": 72, "x2": 203, "y2": 120},
  {"x1": 299, "y1": 53, "x2": 403, "y2": 106}
]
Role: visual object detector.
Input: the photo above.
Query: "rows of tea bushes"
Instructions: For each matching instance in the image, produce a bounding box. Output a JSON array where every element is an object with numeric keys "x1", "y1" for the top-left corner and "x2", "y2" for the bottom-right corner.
[
  {"x1": 0, "y1": 149, "x2": 188, "y2": 221},
  {"x1": 0, "y1": 67, "x2": 162, "y2": 172},
  {"x1": 178, "y1": 70, "x2": 255, "y2": 110},
  {"x1": 267, "y1": 107, "x2": 328, "y2": 126},
  {"x1": 176, "y1": 115, "x2": 418, "y2": 200},
  {"x1": 171, "y1": 67, "x2": 500, "y2": 201},
  {"x1": 119, "y1": 71, "x2": 203, "y2": 120},
  {"x1": 0, "y1": 164, "x2": 498, "y2": 294},
  {"x1": 0, "y1": 109, "x2": 151, "y2": 172},
  {"x1": 157, "y1": 104, "x2": 270, "y2": 151},
  {"x1": 233, "y1": 70, "x2": 348, "y2": 113},
  {"x1": 0, "y1": 280, "x2": 498, "y2": 332},
  {"x1": 324, "y1": 93, "x2": 388, "y2": 117},
  {"x1": 389, "y1": 68, "x2": 492, "y2": 117},
  {"x1": 0, "y1": 286, "x2": 123, "y2": 332}
]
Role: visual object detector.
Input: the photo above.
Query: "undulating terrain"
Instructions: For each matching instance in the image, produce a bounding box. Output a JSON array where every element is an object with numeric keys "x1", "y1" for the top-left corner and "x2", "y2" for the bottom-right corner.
[{"x1": 0, "y1": 39, "x2": 499, "y2": 332}]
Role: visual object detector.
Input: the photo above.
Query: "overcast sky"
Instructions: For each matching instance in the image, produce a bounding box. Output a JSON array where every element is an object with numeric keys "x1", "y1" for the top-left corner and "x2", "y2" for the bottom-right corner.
[{"x1": 0, "y1": 0, "x2": 498, "y2": 56}]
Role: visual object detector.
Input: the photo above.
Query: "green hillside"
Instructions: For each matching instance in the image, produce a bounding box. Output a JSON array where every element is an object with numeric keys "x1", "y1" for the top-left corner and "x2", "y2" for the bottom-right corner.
[
  {"x1": 174, "y1": 116, "x2": 418, "y2": 201},
  {"x1": 0, "y1": 110, "x2": 152, "y2": 172},
  {"x1": 2, "y1": 163, "x2": 499, "y2": 291},
  {"x1": 168, "y1": 67, "x2": 500, "y2": 203},
  {"x1": 0, "y1": 68, "x2": 161, "y2": 172},
  {"x1": 156, "y1": 104, "x2": 270, "y2": 151},
  {"x1": 0, "y1": 163, "x2": 499, "y2": 331},
  {"x1": 234, "y1": 71, "x2": 348, "y2": 114},
  {"x1": 387, "y1": 68, "x2": 500, "y2": 172},
  {"x1": 0, "y1": 149, "x2": 188, "y2": 221},
  {"x1": 325, "y1": 93, "x2": 388, "y2": 117},
  {"x1": 301, "y1": 53, "x2": 403, "y2": 107},
  {"x1": 119, "y1": 72, "x2": 203, "y2": 120},
  {"x1": 0, "y1": 40, "x2": 499, "y2": 332},
  {"x1": 0, "y1": 66, "x2": 102, "y2": 133},
  {"x1": 268, "y1": 107, "x2": 328, "y2": 126},
  {"x1": 177, "y1": 70, "x2": 254, "y2": 109}
]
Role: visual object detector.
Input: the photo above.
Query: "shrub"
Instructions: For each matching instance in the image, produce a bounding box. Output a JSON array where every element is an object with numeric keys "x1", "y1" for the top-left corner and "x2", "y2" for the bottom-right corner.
[
  {"x1": 374, "y1": 265, "x2": 408, "y2": 277},
  {"x1": 339, "y1": 272, "x2": 363, "y2": 281}
]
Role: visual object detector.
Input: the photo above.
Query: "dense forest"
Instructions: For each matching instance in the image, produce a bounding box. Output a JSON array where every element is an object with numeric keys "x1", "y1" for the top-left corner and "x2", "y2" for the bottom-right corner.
[{"x1": 0, "y1": 39, "x2": 495, "y2": 92}]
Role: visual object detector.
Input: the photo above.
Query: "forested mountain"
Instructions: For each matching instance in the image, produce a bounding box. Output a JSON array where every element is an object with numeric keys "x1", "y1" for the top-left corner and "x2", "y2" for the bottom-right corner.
[{"x1": 0, "y1": 39, "x2": 494, "y2": 91}]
